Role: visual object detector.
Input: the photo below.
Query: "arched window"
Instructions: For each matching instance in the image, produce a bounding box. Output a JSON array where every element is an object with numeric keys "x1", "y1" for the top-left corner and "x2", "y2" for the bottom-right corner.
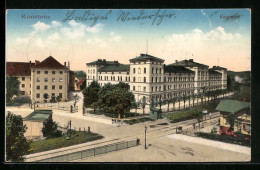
[
  {"x1": 138, "y1": 68, "x2": 141, "y2": 74},
  {"x1": 144, "y1": 77, "x2": 146, "y2": 83},
  {"x1": 152, "y1": 68, "x2": 154, "y2": 74},
  {"x1": 159, "y1": 68, "x2": 161, "y2": 74},
  {"x1": 156, "y1": 68, "x2": 158, "y2": 74},
  {"x1": 133, "y1": 77, "x2": 136, "y2": 82},
  {"x1": 144, "y1": 68, "x2": 146, "y2": 74},
  {"x1": 133, "y1": 68, "x2": 136, "y2": 74}
]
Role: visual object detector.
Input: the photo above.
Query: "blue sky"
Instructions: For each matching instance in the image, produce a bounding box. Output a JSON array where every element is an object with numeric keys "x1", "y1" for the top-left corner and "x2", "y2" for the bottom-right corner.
[{"x1": 6, "y1": 9, "x2": 251, "y2": 71}]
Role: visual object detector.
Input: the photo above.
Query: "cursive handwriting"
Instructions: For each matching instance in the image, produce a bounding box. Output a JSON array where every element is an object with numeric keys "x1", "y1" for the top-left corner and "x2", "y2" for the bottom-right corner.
[
  {"x1": 117, "y1": 9, "x2": 175, "y2": 26},
  {"x1": 62, "y1": 10, "x2": 112, "y2": 26}
]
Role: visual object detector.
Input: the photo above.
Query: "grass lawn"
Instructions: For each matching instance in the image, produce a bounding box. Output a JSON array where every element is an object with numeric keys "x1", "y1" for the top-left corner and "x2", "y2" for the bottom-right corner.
[
  {"x1": 29, "y1": 131, "x2": 103, "y2": 154},
  {"x1": 88, "y1": 109, "x2": 140, "y2": 118},
  {"x1": 124, "y1": 117, "x2": 155, "y2": 125},
  {"x1": 164, "y1": 102, "x2": 218, "y2": 122}
]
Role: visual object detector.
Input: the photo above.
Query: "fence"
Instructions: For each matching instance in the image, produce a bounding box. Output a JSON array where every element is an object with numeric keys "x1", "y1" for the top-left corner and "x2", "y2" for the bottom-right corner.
[
  {"x1": 36, "y1": 104, "x2": 78, "y2": 113},
  {"x1": 181, "y1": 118, "x2": 219, "y2": 136},
  {"x1": 36, "y1": 139, "x2": 139, "y2": 162}
]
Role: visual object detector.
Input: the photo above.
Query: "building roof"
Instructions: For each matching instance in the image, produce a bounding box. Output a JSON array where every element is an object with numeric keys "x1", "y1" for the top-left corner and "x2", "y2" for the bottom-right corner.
[
  {"x1": 6, "y1": 62, "x2": 35, "y2": 76},
  {"x1": 23, "y1": 110, "x2": 53, "y2": 121},
  {"x1": 215, "y1": 99, "x2": 250, "y2": 114},
  {"x1": 164, "y1": 65, "x2": 195, "y2": 74},
  {"x1": 212, "y1": 66, "x2": 227, "y2": 70},
  {"x1": 31, "y1": 56, "x2": 67, "y2": 69},
  {"x1": 129, "y1": 54, "x2": 165, "y2": 62},
  {"x1": 98, "y1": 64, "x2": 130, "y2": 72},
  {"x1": 209, "y1": 69, "x2": 222, "y2": 75},
  {"x1": 169, "y1": 59, "x2": 209, "y2": 68},
  {"x1": 87, "y1": 59, "x2": 119, "y2": 65}
]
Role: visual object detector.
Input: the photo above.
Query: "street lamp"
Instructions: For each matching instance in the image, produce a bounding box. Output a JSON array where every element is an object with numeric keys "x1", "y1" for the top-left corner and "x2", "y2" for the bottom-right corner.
[{"x1": 144, "y1": 125, "x2": 147, "y2": 149}]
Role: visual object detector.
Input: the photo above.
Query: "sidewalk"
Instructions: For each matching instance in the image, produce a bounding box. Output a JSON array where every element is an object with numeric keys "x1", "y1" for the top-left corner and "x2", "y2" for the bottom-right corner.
[{"x1": 167, "y1": 134, "x2": 251, "y2": 155}]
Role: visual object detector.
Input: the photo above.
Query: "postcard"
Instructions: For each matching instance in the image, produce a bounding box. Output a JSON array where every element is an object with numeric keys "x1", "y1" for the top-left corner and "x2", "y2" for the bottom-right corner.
[{"x1": 5, "y1": 9, "x2": 251, "y2": 162}]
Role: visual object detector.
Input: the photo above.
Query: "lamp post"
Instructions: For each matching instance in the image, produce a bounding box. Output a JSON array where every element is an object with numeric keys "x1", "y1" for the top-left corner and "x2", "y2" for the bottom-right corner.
[{"x1": 145, "y1": 125, "x2": 147, "y2": 149}]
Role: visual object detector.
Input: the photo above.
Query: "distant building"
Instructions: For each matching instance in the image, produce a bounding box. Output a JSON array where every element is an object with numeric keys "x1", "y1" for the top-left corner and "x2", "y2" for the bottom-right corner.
[
  {"x1": 216, "y1": 99, "x2": 251, "y2": 137},
  {"x1": 6, "y1": 56, "x2": 75, "y2": 103},
  {"x1": 86, "y1": 53, "x2": 227, "y2": 103}
]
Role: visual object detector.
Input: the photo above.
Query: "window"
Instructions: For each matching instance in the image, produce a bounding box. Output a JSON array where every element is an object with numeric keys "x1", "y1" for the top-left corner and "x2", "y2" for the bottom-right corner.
[
  {"x1": 156, "y1": 68, "x2": 158, "y2": 74},
  {"x1": 20, "y1": 91, "x2": 25, "y2": 95},
  {"x1": 133, "y1": 68, "x2": 136, "y2": 74},
  {"x1": 133, "y1": 86, "x2": 135, "y2": 91},
  {"x1": 59, "y1": 85, "x2": 62, "y2": 89},
  {"x1": 37, "y1": 71, "x2": 40, "y2": 74},
  {"x1": 52, "y1": 78, "x2": 55, "y2": 82},
  {"x1": 52, "y1": 71, "x2": 56, "y2": 74},
  {"x1": 133, "y1": 77, "x2": 136, "y2": 82},
  {"x1": 59, "y1": 78, "x2": 63, "y2": 82},
  {"x1": 152, "y1": 68, "x2": 154, "y2": 74},
  {"x1": 152, "y1": 77, "x2": 154, "y2": 82},
  {"x1": 52, "y1": 85, "x2": 55, "y2": 90},
  {"x1": 52, "y1": 93, "x2": 55, "y2": 97},
  {"x1": 37, "y1": 85, "x2": 40, "y2": 90},
  {"x1": 144, "y1": 68, "x2": 146, "y2": 74},
  {"x1": 45, "y1": 71, "x2": 48, "y2": 74},
  {"x1": 156, "y1": 77, "x2": 158, "y2": 83},
  {"x1": 143, "y1": 87, "x2": 146, "y2": 92},
  {"x1": 44, "y1": 85, "x2": 48, "y2": 90},
  {"x1": 22, "y1": 84, "x2": 25, "y2": 88},
  {"x1": 59, "y1": 93, "x2": 62, "y2": 98},
  {"x1": 152, "y1": 87, "x2": 153, "y2": 92},
  {"x1": 37, "y1": 78, "x2": 40, "y2": 82},
  {"x1": 144, "y1": 77, "x2": 146, "y2": 83},
  {"x1": 159, "y1": 68, "x2": 161, "y2": 74},
  {"x1": 36, "y1": 93, "x2": 40, "y2": 98},
  {"x1": 138, "y1": 68, "x2": 141, "y2": 74},
  {"x1": 22, "y1": 77, "x2": 25, "y2": 81},
  {"x1": 159, "y1": 86, "x2": 161, "y2": 91},
  {"x1": 60, "y1": 71, "x2": 63, "y2": 74},
  {"x1": 44, "y1": 78, "x2": 48, "y2": 82}
]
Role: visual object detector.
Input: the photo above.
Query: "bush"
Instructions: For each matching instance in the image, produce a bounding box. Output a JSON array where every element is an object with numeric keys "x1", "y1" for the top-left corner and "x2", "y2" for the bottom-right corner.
[{"x1": 42, "y1": 118, "x2": 62, "y2": 138}]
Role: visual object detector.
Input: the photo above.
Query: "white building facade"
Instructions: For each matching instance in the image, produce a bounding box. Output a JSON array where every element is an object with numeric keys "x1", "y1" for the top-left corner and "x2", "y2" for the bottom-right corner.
[{"x1": 86, "y1": 54, "x2": 227, "y2": 104}]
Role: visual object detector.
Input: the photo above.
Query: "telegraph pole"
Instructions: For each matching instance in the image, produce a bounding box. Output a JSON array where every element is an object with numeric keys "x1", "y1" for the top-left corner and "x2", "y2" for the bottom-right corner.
[{"x1": 145, "y1": 125, "x2": 147, "y2": 149}]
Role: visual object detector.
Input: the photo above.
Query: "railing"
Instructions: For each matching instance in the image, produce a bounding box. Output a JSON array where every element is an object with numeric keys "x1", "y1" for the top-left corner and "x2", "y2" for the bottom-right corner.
[
  {"x1": 36, "y1": 139, "x2": 140, "y2": 162},
  {"x1": 36, "y1": 104, "x2": 78, "y2": 113}
]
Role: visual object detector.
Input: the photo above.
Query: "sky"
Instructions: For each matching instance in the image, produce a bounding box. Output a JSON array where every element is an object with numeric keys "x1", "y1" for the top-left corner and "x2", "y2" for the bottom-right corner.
[{"x1": 6, "y1": 9, "x2": 251, "y2": 71}]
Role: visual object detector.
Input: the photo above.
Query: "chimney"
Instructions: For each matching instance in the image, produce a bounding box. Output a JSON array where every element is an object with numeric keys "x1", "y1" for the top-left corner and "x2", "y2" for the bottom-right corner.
[
  {"x1": 184, "y1": 60, "x2": 188, "y2": 66},
  {"x1": 189, "y1": 59, "x2": 193, "y2": 62},
  {"x1": 29, "y1": 60, "x2": 31, "y2": 64},
  {"x1": 175, "y1": 60, "x2": 178, "y2": 63},
  {"x1": 35, "y1": 60, "x2": 40, "y2": 66},
  {"x1": 64, "y1": 62, "x2": 66, "y2": 66},
  {"x1": 115, "y1": 60, "x2": 118, "y2": 63}
]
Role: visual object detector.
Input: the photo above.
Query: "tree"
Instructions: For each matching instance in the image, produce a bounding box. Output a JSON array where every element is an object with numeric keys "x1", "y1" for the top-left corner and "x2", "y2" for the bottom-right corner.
[
  {"x1": 82, "y1": 81, "x2": 100, "y2": 113},
  {"x1": 140, "y1": 98, "x2": 147, "y2": 115},
  {"x1": 6, "y1": 76, "x2": 20, "y2": 104},
  {"x1": 182, "y1": 95, "x2": 188, "y2": 109},
  {"x1": 43, "y1": 93, "x2": 49, "y2": 103},
  {"x1": 6, "y1": 112, "x2": 30, "y2": 162},
  {"x1": 73, "y1": 94, "x2": 80, "y2": 107},
  {"x1": 80, "y1": 79, "x2": 86, "y2": 90},
  {"x1": 178, "y1": 96, "x2": 182, "y2": 110},
  {"x1": 96, "y1": 82, "x2": 135, "y2": 118},
  {"x1": 13, "y1": 96, "x2": 31, "y2": 106},
  {"x1": 55, "y1": 95, "x2": 61, "y2": 108},
  {"x1": 171, "y1": 96, "x2": 177, "y2": 111},
  {"x1": 191, "y1": 92, "x2": 196, "y2": 107},
  {"x1": 166, "y1": 97, "x2": 171, "y2": 112},
  {"x1": 42, "y1": 117, "x2": 62, "y2": 138},
  {"x1": 187, "y1": 95, "x2": 191, "y2": 108},
  {"x1": 195, "y1": 111, "x2": 203, "y2": 132}
]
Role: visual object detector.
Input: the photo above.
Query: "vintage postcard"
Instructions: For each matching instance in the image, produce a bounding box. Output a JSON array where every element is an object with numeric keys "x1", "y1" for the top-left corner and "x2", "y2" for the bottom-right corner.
[{"x1": 5, "y1": 9, "x2": 251, "y2": 162}]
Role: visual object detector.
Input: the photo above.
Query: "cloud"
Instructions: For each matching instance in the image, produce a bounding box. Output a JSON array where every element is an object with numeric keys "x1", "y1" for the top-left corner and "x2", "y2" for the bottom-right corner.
[
  {"x1": 16, "y1": 37, "x2": 29, "y2": 44},
  {"x1": 109, "y1": 32, "x2": 122, "y2": 42},
  {"x1": 52, "y1": 21, "x2": 62, "y2": 27},
  {"x1": 86, "y1": 38, "x2": 108, "y2": 48},
  {"x1": 86, "y1": 23, "x2": 104, "y2": 33},
  {"x1": 32, "y1": 21, "x2": 51, "y2": 32},
  {"x1": 47, "y1": 32, "x2": 60, "y2": 41}
]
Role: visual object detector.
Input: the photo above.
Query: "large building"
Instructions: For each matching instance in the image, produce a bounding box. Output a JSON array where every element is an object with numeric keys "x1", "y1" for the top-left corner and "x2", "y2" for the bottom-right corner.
[
  {"x1": 6, "y1": 56, "x2": 75, "y2": 103},
  {"x1": 86, "y1": 53, "x2": 227, "y2": 103}
]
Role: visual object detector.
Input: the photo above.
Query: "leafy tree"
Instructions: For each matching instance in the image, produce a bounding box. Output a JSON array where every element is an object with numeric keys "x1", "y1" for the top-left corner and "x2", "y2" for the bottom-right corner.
[
  {"x1": 191, "y1": 92, "x2": 196, "y2": 107},
  {"x1": 43, "y1": 93, "x2": 49, "y2": 103},
  {"x1": 56, "y1": 95, "x2": 61, "y2": 108},
  {"x1": 182, "y1": 95, "x2": 188, "y2": 109},
  {"x1": 171, "y1": 96, "x2": 177, "y2": 111},
  {"x1": 178, "y1": 96, "x2": 182, "y2": 110},
  {"x1": 96, "y1": 82, "x2": 135, "y2": 118},
  {"x1": 80, "y1": 79, "x2": 86, "y2": 90},
  {"x1": 187, "y1": 95, "x2": 191, "y2": 108},
  {"x1": 13, "y1": 96, "x2": 31, "y2": 106},
  {"x1": 6, "y1": 112, "x2": 30, "y2": 162},
  {"x1": 140, "y1": 98, "x2": 147, "y2": 115},
  {"x1": 42, "y1": 117, "x2": 62, "y2": 138},
  {"x1": 6, "y1": 76, "x2": 20, "y2": 104},
  {"x1": 82, "y1": 81, "x2": 100, "y2": 113},
  {"x1": 166, "y1": 98, "x2": 171, "y2": 112}
]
